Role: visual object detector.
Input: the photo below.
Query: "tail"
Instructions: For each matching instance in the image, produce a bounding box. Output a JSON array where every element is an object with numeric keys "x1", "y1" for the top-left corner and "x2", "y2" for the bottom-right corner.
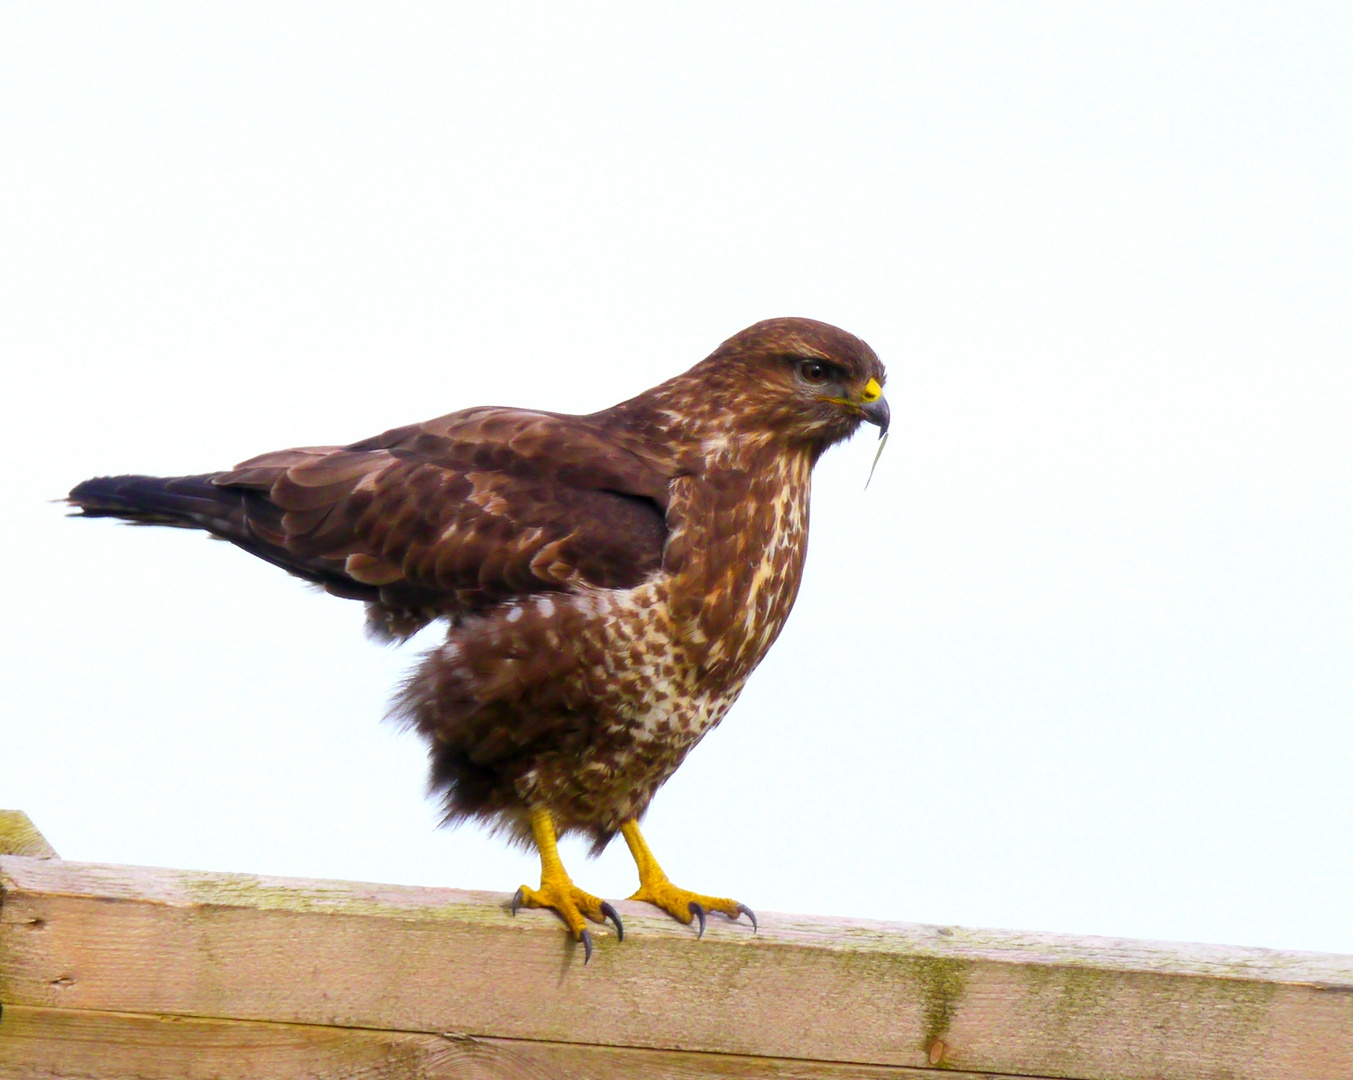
[
  {"x1": 66, "y1": 472, "x2": 303, "y2": 581},
  {"x1": 67, "y1": 473, "x2": 252, "y2": 536},
  {"x1": 67, "y1": 471, "x2": 396, "y2": 611}
]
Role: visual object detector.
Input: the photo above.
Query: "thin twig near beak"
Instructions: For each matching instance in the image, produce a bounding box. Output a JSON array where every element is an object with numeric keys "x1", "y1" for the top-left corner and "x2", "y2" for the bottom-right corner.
[{"x1": 865, "y1": 430, "x2": 889, "y2": 490}]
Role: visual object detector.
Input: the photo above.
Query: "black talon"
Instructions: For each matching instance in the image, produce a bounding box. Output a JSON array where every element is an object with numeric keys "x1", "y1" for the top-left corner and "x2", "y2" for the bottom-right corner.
[
  {"x1": 600, "y1": 901, "x2": 624, "y2": 942},
  {"x1": 580, "y1": 928, "x2": 594, "y2": 964},
  {"x1": 511, "y1": 887, "x2": 524, "y2": 917},
  {"x1": 735, "y1": 903, "x2": 758, "y2": 933},
  {"x1": 689, "y1": 901, "x2": 707, "y2": 939}
]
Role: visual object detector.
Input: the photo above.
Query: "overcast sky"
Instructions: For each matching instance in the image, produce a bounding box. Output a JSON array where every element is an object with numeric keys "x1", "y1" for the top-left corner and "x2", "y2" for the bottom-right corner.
[{"x1": 3, "y1": 4, "x2": 1350, "y2": 956}]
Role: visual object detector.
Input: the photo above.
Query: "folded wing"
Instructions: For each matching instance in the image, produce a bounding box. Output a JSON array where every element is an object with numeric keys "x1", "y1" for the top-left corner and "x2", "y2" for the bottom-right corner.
[{"x1": 71, "y1": 407, "x2": 676, "y2": 638}]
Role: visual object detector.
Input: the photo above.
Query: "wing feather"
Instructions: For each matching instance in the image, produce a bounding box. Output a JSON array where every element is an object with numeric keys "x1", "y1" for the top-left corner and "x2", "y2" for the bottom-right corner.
[{"x1": 209, "y1": 407, "x2": 676, "y2": 629}]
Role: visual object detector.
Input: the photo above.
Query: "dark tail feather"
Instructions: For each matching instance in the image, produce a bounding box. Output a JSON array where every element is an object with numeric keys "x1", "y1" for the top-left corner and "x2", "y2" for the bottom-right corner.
[
  {"x1": 67, "y1": 473, "x2": 249, "y2": 537},
  {"x1": 67, "y1": 473, "x2": 382, "y2": 603}
]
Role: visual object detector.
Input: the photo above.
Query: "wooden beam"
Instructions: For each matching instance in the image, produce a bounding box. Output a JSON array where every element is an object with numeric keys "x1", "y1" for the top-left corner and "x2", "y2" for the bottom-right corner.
[
  {"x1": 0, "y1": 810, "x2": 58, "y2": 859},
  {"x1": 2, "y1": 852, "x2": 1351, "y2": 1079},
  {"x1": 0, "y1": 1004, "x2": 994, "y2": 1079}
]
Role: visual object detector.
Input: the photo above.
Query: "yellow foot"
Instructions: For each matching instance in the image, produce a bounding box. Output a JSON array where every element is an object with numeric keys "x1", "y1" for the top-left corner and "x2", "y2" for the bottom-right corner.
[
  {"x1": 512, "y1": 807, "x2": 622, "y2": 963},
  {"x1": 512, "y1": 880, "x2": 623, "y2": 962},
  {"x1": 620, "y1": 819, "x2": 757, "y2": 938},
  {"x1": 628, "y1": 879, "x2": 757, "y2": 938}
]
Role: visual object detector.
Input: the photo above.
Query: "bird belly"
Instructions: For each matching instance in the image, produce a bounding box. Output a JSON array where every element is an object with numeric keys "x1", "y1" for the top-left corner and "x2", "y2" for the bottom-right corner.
[
  {"x1": 407, "y1": 454, "x2": 812, "y2": 848},
  {"x1": 508, "y1": 585, "x2": 749, "y2": 837},
  {"x1": 516, "y1": 679, "x2": 743, "y2": 843}
]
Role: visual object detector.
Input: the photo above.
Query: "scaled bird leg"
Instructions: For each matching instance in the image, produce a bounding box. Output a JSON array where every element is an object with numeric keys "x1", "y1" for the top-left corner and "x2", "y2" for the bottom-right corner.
[
  {"x1": 513, "y1": 807, "x2": 623, "y2": 962},
  {"x1": 620, "y1": 819, "x2": 757, "y2": 937}
]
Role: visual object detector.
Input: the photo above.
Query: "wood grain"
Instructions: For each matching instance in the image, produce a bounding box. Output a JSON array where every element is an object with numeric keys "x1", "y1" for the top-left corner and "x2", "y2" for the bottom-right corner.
[
  {"x1": 0, "y1": 812, "x2": 58, "y2": 859},
  {"x1": 2, "y1": 853, "x2": 1350, "y2": 1079},
  {"x1": 0, "y1": 1005, "x2": 1000, "y2": 1080}
]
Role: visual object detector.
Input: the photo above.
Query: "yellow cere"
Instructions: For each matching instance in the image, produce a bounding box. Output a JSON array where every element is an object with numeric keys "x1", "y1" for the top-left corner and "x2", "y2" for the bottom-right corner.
[{"x1": 861, "y1": 377, "x2": 882, "y2": 403}]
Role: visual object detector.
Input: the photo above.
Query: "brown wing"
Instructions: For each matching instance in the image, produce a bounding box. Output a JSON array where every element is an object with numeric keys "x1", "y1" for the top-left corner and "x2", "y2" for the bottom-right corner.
[{"x1": 209, "y1": 407, "x2": 676, "y2": 633}]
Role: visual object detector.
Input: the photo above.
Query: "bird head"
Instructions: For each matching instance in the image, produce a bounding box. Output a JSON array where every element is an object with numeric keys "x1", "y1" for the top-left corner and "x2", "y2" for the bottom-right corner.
[{"x1": 692, "y1": 318, "x2": 889, "y2": 459}]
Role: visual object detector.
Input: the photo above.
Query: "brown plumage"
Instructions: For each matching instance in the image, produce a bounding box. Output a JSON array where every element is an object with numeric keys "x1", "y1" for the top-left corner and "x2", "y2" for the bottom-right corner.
[{"x1": 69, "y1": 317, "x2": 889, "y2": 951}]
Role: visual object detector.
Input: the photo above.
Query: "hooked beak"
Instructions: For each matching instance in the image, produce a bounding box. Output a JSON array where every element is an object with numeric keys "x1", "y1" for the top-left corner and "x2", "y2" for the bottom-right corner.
[
  {"x1": 859, "y1": 377, "x2": 890, "y2": 437},
  {"x1": 861, "y1": 395, "x2": 889, "y2": 436}
]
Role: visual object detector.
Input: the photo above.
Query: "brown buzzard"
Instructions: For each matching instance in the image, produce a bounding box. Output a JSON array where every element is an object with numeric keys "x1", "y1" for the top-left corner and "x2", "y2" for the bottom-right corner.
[{"x1": 69, "y1": 317, "x2": 889, "y2": 959}]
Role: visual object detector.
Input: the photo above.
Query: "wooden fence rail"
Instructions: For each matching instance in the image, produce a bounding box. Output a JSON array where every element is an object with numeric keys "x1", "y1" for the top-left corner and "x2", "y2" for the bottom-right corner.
[{"x1": 1, "y1": 809, "x2": 1350, "y2": 1079}]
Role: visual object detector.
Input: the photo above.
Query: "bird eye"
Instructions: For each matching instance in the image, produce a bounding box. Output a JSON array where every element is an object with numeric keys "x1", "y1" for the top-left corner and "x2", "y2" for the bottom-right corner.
[{"x1": 798, "y1": 360, "x2": 829, "y2": 384}]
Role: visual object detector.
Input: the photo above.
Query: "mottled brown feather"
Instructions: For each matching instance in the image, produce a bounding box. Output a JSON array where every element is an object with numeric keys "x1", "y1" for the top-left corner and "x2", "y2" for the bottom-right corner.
[{"x1": 68, "y1": 318, "x2": 886, "y2": 851}]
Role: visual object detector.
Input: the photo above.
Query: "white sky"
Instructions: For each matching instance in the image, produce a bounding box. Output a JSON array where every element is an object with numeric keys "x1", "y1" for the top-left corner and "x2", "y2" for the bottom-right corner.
[{"x1": 3, "y1": 4, "x2": 1350, "y2": 956}]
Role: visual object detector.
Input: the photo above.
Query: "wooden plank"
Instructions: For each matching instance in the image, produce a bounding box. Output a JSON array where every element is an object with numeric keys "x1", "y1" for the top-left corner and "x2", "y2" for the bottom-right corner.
[
  {"x1": 0, "y1": 812, "x2": 58, "y2": 859},
  {"x1": 0, "y1": 1004, "x2": 999, "y2": 1080},
  {"x1": 2, "y1": 854, "x2": 1351, "y2": 1080}
]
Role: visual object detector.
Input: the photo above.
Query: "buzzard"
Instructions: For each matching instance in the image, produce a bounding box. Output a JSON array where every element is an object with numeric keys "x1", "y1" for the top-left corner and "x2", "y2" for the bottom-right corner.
[{"x1": 69, "y1": 317, "x2": 889, "y2": 959}]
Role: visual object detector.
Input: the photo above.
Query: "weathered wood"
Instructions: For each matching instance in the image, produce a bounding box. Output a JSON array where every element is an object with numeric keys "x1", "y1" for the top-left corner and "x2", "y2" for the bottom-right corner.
[
  {"x1": 2, "y1": 853, "x2": 1351, "y2": 1079},
  {"x1": 0, "y1": 812, "x2": 58, "y2": 859},
  {"x1": 0, "y1": 1004, "x2": 988, "y2": 1079}
]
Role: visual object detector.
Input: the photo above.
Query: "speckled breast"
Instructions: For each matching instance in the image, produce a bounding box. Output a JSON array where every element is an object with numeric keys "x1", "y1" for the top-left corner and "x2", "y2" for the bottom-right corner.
[{"x1": 522, "y1": 449, "x2": 816, "y2": 829}]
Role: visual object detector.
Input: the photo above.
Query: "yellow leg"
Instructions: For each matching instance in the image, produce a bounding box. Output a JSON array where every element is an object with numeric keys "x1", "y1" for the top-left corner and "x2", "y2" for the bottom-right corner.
[
  {"x1": 620, "y1": 819, "x2": 757, "y2": 937},
  {"x1": 513, "y1": 807, "x2": 623, "y2": 961}
]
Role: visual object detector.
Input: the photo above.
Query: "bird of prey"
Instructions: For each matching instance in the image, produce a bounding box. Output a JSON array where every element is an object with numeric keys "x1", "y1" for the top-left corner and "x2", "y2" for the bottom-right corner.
[{"x1": 69, "y1": 317, "x2": 889, "y2": 960}]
